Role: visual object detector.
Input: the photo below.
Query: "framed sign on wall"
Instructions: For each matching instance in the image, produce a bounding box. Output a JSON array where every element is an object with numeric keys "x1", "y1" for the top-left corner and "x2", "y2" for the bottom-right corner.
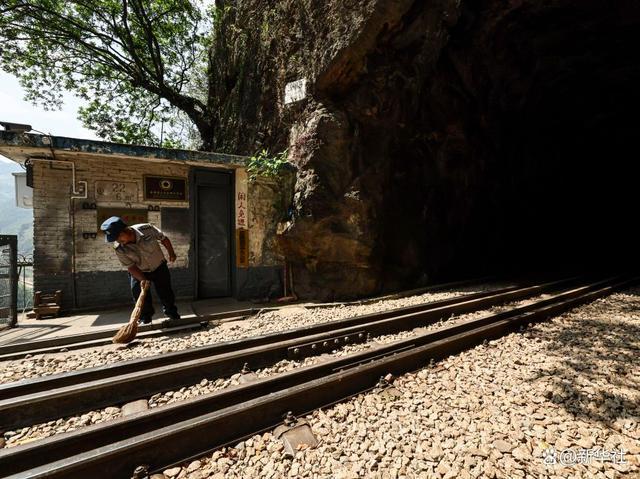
[{"x1": 144, "y1": 175, "x2": 187, "y2": 201}]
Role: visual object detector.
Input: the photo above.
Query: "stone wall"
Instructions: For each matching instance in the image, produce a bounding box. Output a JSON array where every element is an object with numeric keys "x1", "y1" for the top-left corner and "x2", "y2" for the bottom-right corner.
[
  {"x1": 31, "y1": 160, "x2": 75, "y2": 308},
  {"x1": 31, "y1": 156, "x2": 290, "y2": 310},
  {"x1": 237, "y1": 172, "x2": 295, "y2": 300},
  {"x1": 247, "y1": 173, "x2": 295, "y2": 267},
  {"x1": 31, "y1": 158, "x2": 193, "y2": 310}
]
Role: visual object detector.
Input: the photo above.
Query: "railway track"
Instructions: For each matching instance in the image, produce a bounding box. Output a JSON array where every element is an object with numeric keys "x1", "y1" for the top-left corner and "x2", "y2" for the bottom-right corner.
[
  {"x1": 0, "y1": 276, "x2": 491, "y2": 360},
  {"x1": 0, "y1": 275, "x2": 635, "y2": 478},
  {"x1": 0, "y1": 277, "x2": 574, "y2": 430}
]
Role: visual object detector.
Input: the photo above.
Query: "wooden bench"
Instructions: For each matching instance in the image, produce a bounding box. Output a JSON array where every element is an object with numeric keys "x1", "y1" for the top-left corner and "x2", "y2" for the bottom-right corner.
[{"x1": 33, "y1": 290, "x2": 62, "y2": 320}]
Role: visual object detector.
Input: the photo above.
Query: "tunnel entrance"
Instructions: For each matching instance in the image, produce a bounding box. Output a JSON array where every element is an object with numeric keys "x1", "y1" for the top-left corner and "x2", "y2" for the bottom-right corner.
[
  {"x1": 502, "y1": 82, "x2": 640, "y2": 273},
  {"x1": 488, "y1": 3, "x2": 640, "y2": 274},
  {"x1": 277, "y1": 0, "x2": 640, "y2": 298},
  {"x1": 379, "y1": 0, "x2": 640, "y2": 286}
]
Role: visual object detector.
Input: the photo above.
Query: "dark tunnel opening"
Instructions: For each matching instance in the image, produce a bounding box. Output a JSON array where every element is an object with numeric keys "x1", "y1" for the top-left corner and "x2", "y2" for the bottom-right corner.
[
  {"x1": 495, "y1": 16, "x2": 640, "y2": 275},
  {"x1": 379, "y1": 0, "x2": 640, "y2": 288},
  {"x1": 278, "y1": 0, "x2": 640, "y2": 298}
]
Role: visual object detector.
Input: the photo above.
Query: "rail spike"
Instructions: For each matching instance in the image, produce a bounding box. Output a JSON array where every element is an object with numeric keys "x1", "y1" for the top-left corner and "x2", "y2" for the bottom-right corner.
[
  {"x1": 375, "y1": 373, "x2": 395, "y2": 391},
  {"x1": 132, "y1": 464, "x2": 149, "y2": 479}
]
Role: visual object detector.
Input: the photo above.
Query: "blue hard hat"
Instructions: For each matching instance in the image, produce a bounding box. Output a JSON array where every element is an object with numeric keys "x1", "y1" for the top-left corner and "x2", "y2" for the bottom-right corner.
[{"x1": 100, "y1": 216, "x2": 128, "y2": 242}]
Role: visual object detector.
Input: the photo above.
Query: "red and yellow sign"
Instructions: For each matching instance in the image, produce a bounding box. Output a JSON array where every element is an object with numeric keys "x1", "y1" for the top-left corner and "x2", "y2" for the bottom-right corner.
[
  {"x1": 236, "y1": 229, "x2": 249, "y2": 268},
  {"x1": 235, "y1": 169, "x2": 249, "y2": 267}
]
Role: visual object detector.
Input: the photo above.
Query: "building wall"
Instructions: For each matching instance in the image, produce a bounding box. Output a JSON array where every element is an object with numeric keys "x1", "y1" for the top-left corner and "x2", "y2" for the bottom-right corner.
[
  {"x1": 248, "y1": 178, "x2": 284, "y2": 267},
  {"x1": 32, "y1": 160, "x2": 75, "y2": 310},
  {"x1": 32, "y1": 157, "x2": 194, "y2": 310},
  {"x1": 235, "y1": 172, "x2": 295, "y2": 300},
  {"x1": 31, "y1": 156, "x2": 291, "y2": 310}
]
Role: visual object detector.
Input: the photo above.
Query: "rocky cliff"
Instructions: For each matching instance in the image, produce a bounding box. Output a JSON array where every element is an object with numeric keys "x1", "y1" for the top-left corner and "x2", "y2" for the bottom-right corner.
[{"x1": 214, "y1": 0, "x2": 640, "y2": 299}]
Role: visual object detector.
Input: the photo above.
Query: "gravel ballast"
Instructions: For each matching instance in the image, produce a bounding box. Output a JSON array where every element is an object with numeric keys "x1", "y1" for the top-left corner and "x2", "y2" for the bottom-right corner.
[
  {"x1": 0, "y1": 284, "x2": 510, "y2": 384},
  {"x1": 3, "y1": 293, "x2": 531, "y2": 448},
  {"x1": 4, "y1": 283, "x2": 637, "y2": 479},
  {"x1": 153, "y1": 287, "x2": 639, "y2": 479}
]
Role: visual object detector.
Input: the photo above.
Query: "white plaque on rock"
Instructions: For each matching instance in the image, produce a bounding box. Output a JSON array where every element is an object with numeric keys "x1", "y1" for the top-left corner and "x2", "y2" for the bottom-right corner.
[{"x1": 285, "y1": 79, "x2": 308, "y2": 105}]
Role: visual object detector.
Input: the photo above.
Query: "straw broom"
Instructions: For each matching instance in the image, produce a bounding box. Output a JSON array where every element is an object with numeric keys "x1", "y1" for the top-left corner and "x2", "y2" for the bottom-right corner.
[{"x1": 112, "y1": 280, "x2": 150, "y2": 344}]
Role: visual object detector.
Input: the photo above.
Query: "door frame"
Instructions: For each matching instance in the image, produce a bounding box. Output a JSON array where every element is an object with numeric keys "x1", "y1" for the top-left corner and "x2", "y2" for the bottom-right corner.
[{"x1": 191, "y1": 167, "x2": 236, "y2": 299}]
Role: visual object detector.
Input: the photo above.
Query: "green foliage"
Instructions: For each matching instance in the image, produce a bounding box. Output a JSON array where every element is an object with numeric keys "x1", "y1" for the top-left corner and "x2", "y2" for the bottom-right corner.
[
  {"x1": 247, "y1": 149, "x2": 289, "y2": 181},
  {"x1": 0, "y1": 0, "x2": 213, "y2": 147}
]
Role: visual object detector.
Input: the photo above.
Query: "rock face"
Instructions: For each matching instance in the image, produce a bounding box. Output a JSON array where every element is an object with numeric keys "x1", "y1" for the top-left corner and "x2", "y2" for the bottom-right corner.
[
  {"x1": 278, "y1": 105, "x2": 381, "y2": 298},
  {"x1": 214, "y1": 0, "x2": 640, "y2": 299}
]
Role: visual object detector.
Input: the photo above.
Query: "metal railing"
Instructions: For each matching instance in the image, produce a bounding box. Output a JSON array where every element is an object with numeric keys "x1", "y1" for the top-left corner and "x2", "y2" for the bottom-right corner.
[
  {"x1": 0, "y1": 235, "x2": 18, "y2": 328},
  {"x1": 17, "y1": 252, "x2": 34, "y2": 312}
]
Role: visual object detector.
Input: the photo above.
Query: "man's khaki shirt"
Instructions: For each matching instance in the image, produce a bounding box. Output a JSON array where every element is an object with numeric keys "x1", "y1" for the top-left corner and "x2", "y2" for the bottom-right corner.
[{"x1": 114, "y1": 224, "x2": 167, "y2": 272}]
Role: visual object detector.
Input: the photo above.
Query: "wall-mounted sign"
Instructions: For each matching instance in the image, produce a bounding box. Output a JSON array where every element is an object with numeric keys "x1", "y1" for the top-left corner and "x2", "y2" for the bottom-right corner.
[
  {"x1": 96, "y1": 208, "x2": 148, "y2": 231},
  {"x1": 285, "y1": 78, "x2": 308, "y2": 105},
  {"x1": 235, "y1": 169, "x2": 248, "y2": 230},
  {"x1": 236, "y1": 229, "x2": 249, "y2": 268},
  {"x1": 95, "y1": 180, "x2": 138, "y2": 202},
  {"x1": 235, "y1": 168, "x2": 249, "y2": 268},
  {"x1": 144, "y1": 175, "x2": 187, "y2": 201}
]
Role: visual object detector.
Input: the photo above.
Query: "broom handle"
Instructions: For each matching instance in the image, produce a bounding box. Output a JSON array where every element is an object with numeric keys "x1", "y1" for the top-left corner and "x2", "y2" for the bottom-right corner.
[{"x1": 129, "y1": 280, "x2": 151, "y2": 324}]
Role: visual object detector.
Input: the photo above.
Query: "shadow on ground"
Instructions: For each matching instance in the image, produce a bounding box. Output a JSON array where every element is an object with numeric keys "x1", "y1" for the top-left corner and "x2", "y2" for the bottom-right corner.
[{"x1": 530, "y1": 289, "x2": 640, "y2": 430}]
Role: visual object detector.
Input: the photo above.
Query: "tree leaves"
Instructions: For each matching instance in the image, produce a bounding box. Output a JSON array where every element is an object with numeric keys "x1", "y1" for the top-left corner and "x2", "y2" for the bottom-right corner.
[
  {"x1": 247, "y1": 149, "x2": 289, "y2": 182},
  {"x1": 0, "y1": 0, "x2": 212, "y2": 148}
]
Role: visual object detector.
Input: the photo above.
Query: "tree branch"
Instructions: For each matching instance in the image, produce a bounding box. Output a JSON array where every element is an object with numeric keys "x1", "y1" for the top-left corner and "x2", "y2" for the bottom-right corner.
[
  {"x1": 1, "y1": 0, "x2": 213, "y2": 148},
  {"x1": 129, "y1": 0, "x2": 165, "y2": 81},
  {"x1": 12, "y1": 3, "x2": 132, "y2": 66}
]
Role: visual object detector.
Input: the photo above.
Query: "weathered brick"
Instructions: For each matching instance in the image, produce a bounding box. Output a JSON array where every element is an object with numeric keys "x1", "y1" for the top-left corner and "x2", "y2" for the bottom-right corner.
[
  {"x1": 32, "y1": 158, "x2": 195, "y2": 309},
  {"x1": 31, "y1": 156, "x2": 285, "y2": 309}
]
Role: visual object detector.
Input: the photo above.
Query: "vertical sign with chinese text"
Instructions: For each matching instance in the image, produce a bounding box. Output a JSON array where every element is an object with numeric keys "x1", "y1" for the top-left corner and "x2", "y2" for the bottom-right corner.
[{"x1": 235, "y1": 169, "x2": 249, "y2": 267}]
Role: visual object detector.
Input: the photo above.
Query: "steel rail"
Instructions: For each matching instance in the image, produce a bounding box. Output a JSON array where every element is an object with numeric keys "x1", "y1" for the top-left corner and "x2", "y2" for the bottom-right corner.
[
  {"x1": 1, "y1": 275, "x2": 635, "y2": 478},
  {"x1": 0, "y1": 278, "x2": 580, "y2": 430},
  {"x1": 0, "y1": 277, "x2": 492, "y2": 358},
  {"x1": 0, "y1": 278, "x2": 577, "y2": 430},
  {"x1": 0, "y1": 277, "x2": 571, "y2": 400},
  {"x1": 0, "y1": 321, "x2": 213, "y2": 361},
  {"x1": 0, "y1": 319, "x2": 215, "y2": 360}
]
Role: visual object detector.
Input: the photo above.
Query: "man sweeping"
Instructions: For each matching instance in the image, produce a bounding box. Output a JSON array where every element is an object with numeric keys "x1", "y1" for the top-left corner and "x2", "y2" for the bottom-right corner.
[{"x1": 100, "y1": 216, "x2": 181, "y2": 325}]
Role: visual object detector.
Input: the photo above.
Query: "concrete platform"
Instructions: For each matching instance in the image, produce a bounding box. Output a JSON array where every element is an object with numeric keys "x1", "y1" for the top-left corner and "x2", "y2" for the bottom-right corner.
[{"x1": 0, "y1": 297, "x2": 258, "y2": 346}]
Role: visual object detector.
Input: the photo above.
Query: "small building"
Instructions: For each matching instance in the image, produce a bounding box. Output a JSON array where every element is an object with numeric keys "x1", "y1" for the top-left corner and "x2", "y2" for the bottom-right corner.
[{"x1": 0, "y1": 131, "x2": 291, "y2": 311}]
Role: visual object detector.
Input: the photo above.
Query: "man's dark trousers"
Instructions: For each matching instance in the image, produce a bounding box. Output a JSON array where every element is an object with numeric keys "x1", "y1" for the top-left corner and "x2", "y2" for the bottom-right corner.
[{"x1": 129, "y1": 261, "x2": 179, "y2": 322}]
